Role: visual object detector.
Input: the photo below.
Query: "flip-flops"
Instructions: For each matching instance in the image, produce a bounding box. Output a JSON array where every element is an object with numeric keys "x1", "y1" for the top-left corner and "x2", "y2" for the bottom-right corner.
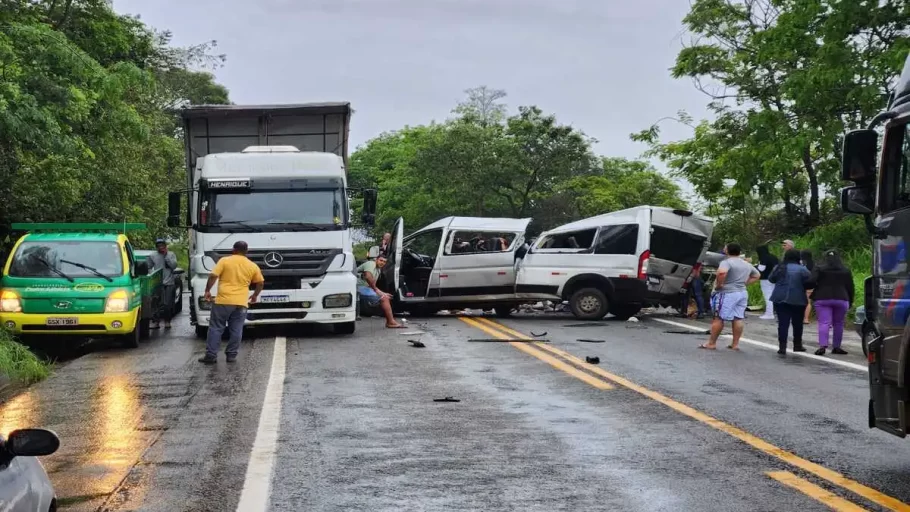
[{"x1": 698, "y1": 344, "x2": 716, "y2": 350}]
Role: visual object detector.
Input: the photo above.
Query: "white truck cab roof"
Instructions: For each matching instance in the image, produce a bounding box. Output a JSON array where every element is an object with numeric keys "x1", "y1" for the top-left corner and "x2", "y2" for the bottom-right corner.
[{"x1": 196, "y1": 149, "x2": 346, "y2": 181}]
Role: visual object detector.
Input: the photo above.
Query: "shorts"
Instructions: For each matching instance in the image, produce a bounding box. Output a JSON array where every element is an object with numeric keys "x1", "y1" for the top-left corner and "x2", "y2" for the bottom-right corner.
[
  {"x1": 358, "y1": 286, "x2": 382, "y2": 307},
  {"x1": 710, "y1": 290, "x2": 748, "y2": 321}
]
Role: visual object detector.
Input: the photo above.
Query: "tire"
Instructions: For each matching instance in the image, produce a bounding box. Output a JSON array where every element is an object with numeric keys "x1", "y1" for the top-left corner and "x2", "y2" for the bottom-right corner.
[
  {"x1": 195, "y1": 325, "x2": 208, "y2": 339},
  {"x1": 333, "y1": 321, "x2": 356, "y2": 335},
  {"x1": 494, "y1": 306, "x2": 514, "y2": 318},
  {"x1": 609, "y1": 304, "x2": 641, "y2": 320},
  {"x1": 139, "y1": 315, "x2": 151, "y2": 340},
  {"x1": 569, "y1": 287, "x2": 609, "y2": 320},
  {"x1": 173, "y1": 286, "x2": 184, "y2": 315},
  {"x1": 122, "y1": 319, "x2": 141, "y2": 349}
]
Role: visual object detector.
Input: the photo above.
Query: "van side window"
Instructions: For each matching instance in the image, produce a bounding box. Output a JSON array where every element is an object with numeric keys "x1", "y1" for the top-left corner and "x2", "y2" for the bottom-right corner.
[
  {"x1": 445, "y1": 231, "x2": 516, "y2": 255},
  {"x1": 537, "y1": 229, "x2": 596, "y2": 250},
  {"x1": 650, "y1": 226, "x2": 706, "y2": 266},
  {"x1": 403, "y1": 229, "x2": 443, "y2": 258},
  {"x1": 594, "y1": 224, "x2": 638, "y2": 255}
]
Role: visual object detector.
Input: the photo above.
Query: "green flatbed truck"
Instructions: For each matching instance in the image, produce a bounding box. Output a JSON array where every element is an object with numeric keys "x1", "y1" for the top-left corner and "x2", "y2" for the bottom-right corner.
[{"x1": 0, "y1": 223, "x2": 162, "y2": 348}]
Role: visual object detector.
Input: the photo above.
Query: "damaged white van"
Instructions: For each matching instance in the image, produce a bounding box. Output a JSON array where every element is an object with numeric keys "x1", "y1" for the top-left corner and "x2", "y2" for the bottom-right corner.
[{"x1": 516, "y1": 206, "x2": 714, "y2": 320}]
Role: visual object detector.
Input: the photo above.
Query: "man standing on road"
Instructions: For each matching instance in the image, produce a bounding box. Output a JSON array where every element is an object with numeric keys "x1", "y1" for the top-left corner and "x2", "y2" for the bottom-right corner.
[
  {"x1": 356, "y1": 255, "x2": 403, "y2": 328},
  {"x1": 148, "y1": 238, "x2": 178, "y2": 330},
  {"x1": 199, "y1": 241, "x2": 264, "y2": 364},
  {"x1": 700, "y1": 243, "x2": 760, "y2": 351}
]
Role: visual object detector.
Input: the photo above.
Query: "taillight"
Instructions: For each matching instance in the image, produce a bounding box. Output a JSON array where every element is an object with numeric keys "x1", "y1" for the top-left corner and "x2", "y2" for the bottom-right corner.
[{"x1": 638, "y1": 250, "x2": 650, "y2": 279}]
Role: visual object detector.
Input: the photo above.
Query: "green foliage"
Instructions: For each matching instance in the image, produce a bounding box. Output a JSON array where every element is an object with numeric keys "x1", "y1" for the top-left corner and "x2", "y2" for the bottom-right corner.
[
  {"x1": 0, "y1": 0, "x2": 230, "y2": 251},
  {"x1": 350, "y1": 90, "x2": 687, "y2": 236},
  {"x1": 0, "y1": 329, "x2": 50, "y2": 384}
]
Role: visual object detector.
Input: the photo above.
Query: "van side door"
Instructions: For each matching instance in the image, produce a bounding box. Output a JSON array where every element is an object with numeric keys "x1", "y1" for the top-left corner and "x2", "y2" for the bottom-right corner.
[{"x1": 435, "y1": 227, "x2": 525, "y2": 299}]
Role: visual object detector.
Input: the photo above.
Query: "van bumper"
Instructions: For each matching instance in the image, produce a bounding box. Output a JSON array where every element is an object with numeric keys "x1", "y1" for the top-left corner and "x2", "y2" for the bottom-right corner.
[{"x1": 0, "y1": 309, "x2": 140, "y2": 335}]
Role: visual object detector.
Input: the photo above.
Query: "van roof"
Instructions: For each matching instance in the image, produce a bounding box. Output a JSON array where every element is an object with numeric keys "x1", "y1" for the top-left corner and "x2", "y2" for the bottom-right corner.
[
  {"x1": 544, "y1": 206, "x2": 713, "y2": 234},
  {"x1": 417, "y1": 216, "x2": 532, "y2": 233}
]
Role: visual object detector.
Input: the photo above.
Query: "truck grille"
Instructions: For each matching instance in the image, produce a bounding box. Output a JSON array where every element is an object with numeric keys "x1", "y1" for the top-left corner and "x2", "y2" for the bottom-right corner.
[{"x1": 210, "y1": 248, "x2": 342, "y2": 278}]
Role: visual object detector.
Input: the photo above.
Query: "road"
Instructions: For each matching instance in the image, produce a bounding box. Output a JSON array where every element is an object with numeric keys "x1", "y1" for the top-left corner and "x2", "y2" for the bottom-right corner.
[{"x1": 3, "y1": 303, "x2": 910, "y2": 511}]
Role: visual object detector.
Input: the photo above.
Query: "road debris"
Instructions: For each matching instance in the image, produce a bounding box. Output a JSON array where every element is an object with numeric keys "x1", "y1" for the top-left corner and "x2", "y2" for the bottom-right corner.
[
  {"x1": 585, "y1": 356, "x2": 600, "y2": 364},
  {"x1": 400, "y1": 331, "x2": 425, "y2": 336},
  {"x1": 577, "y1": 339, "x2": 606, "y2": 343},
  {"x1": 433, "y1": 397, "x2": 461, "y2": 402},
  {"x1": 468, "y1": 338, "x2": 550, "y2": 343},
  {"x1": 531, "y1": 331, "x2": 547, "y2": 337},
  {"x1": 665, "y1": 329, "x2": 710, "y2": 335},
  {"x1": 408, "y1": 340, "x2": 426, "y2": 348}
]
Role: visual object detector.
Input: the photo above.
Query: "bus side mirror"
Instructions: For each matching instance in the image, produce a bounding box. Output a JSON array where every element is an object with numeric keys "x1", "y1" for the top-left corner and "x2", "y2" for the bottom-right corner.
[
  {"x1": 841, "y1": 186, "x2": 874, "y2": 215},
  {"x1": 167, "y1": 192, "x2": 183, "y2": 228},
  {"x1": 842, "y1": 129, "x2": 878, "y2": 184},
  {"x1": 361, "y1": 189, "x2": 377, "y2": 227}
]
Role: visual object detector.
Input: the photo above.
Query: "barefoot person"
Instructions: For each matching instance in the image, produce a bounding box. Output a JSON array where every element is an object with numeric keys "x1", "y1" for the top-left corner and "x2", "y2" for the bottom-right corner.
[
  {"x1": 356, "y1": 255, "x2": 404, "y2": 328},
  {"x1": 700, "y1": 243, "x2": 760, "y2": 351},
  {"x1": 199, "y1": 241, "x2": 264, "y2": 364}
]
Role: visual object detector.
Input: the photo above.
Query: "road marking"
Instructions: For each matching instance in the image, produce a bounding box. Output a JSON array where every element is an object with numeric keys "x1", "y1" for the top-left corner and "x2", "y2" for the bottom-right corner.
[
  {"x1": 766, "y1": 471, "x2": 868, "y2": 511},
  {"x1": 459, "y1": 317, "x2": 613, "y2": 390},
  {"x1": 468, "y1": 317, "x2": 910, "y2": 512},
  {"x1": 652, "y1": 317, "x2": 868, "y2": 372},
  {"x1": 235, "y1": 336, "x2": 287, "y2": 512}
]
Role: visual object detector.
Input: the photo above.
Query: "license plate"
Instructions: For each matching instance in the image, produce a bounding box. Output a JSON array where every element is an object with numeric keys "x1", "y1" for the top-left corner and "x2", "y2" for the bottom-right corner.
[
  {"x1": 46, "y1": 317, "x2": 78, "y2": 326},
  {"x1": 259, "y1": 295, "x2": 290, "y2": 304}
]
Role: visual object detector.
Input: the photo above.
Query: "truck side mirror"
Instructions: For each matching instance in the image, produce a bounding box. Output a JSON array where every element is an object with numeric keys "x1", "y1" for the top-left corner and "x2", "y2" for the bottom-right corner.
[
  {"x1": 842, "y1": 129, "x2": 878, "y2": 184},
  {"x1": 167, "y1": 192, "x2": 182, "y2": 228},
  {"x1": 362, "y1": 189, "x2": 377, "y2": 227},
  {"x1": 135, "y1": 260, "x2": 150, "y2": 277},
  {"x1": 841, "y1": 185, "x2": 874, "y2": 215}
]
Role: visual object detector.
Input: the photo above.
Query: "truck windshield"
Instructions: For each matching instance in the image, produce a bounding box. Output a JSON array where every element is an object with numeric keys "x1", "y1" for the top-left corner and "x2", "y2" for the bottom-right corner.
[
  {"x1": 8, "y1": 241, "x2": 123, "y2": 279},
  {"x1": 200, "y1": 189, "x2": 346, "y2": 230}
]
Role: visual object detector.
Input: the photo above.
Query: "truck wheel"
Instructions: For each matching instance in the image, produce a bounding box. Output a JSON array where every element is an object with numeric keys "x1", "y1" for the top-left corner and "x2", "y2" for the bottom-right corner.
[
  {"x1": 569, "y1": 288, "x2": 609, "y2": 320},
  {"x1": 195, "y1": 325, "x2": 208, "y2": 339},
  {"x1": 333, "y1": 322, "x2": 356, "y2": 335},
  {"x1": 609, "y1": 305, "x2": 641, "y2": 320},
  {"x1": 122, "y1": 324, "x2": 141, "y2": 349},
  {"x1": 494, "y1": 306, "x2": 514, "y2": 318}
]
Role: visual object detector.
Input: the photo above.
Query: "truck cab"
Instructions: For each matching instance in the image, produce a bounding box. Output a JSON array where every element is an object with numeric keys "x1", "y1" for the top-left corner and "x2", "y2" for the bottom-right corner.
[
  {"x1": 841, "y1": 52, "x2": 910, "y2": 438},
  {"x1": 0, "y1": 223, "x2": 161, "y2": 348}
]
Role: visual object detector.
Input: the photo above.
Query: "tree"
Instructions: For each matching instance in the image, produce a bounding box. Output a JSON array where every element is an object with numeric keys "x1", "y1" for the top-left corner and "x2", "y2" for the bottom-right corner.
[{"x1": 451, "y1": 86, "x2": 507, "y2": 126}]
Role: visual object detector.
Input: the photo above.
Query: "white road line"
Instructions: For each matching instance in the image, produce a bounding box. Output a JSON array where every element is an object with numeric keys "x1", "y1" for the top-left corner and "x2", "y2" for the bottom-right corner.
[
  {"x1": 236, "y1": 336, "x2": 287, "y2": 512},
  {"x1": 651, "y1": 318, "x2": 868, "y2": 373}
]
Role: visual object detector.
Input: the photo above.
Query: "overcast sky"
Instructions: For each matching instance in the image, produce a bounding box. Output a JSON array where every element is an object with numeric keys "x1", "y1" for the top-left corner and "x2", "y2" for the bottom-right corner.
[{"x1": 114, "y1": 0, "x2": 709, "y2": 182}]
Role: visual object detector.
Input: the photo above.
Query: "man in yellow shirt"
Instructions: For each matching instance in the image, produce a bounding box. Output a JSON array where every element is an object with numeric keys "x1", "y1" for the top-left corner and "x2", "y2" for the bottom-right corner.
[{"x1": 199, "y1": 241, "x2": 265, "y2": 364}]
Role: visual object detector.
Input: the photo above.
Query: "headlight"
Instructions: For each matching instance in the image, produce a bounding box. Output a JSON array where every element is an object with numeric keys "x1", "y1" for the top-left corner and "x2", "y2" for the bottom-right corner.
[
  {"x1": 0, "y1": 290, "x2": 21, "y2": 313},
  {"x1": 105, "y1": 290, "x2": 129, "y2": 313},
  {"x1": 323, "y1": 293, "x2": 352, "y2": 309},
  {"x1": 198, "y1": 296, "x2": 212, "y2": 311}
]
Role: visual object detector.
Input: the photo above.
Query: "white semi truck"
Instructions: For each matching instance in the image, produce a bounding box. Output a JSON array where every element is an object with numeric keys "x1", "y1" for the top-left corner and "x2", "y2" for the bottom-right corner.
[{"x1": 166, "y1": 103, "x2": 377, "y2": 338}]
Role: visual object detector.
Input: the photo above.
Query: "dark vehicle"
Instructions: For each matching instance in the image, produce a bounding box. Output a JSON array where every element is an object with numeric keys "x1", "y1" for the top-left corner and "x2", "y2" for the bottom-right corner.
[{"x1": 841, "y1": 51, "x2": 910, "y2": 438}]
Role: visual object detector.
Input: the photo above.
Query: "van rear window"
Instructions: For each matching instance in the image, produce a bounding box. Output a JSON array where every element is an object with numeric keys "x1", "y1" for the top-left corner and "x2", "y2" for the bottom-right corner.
[{"x1": 649, "y1": 226, "x2": 706, "y2": 266}]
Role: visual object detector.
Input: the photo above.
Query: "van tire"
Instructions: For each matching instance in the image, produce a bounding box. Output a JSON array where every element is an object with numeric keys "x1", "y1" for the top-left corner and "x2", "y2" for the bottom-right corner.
[
  {"x1": 122, "y1": 323, "x2": 141, "y2": 349},
  {"x1": 610, "y1": 305, "x2": 641, "y2": 320},
  {"x1": 494, "y1": 306, "x2": 514, "y2": 318},
  {"x1": 569, "y1": 288, "x2": 609, "y2": 320}
]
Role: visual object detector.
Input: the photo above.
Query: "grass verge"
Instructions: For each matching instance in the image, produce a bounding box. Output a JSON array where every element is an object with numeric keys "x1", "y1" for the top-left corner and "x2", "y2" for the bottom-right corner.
[{"x1": 0, "y1": 329, "x2": 50, "y2": 384}]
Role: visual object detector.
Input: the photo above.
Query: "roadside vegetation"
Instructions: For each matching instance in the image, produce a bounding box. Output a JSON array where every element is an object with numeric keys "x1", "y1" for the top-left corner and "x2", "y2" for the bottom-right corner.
[{"x1": 0, "y1": 329, "x2": 49, "y2": 384}]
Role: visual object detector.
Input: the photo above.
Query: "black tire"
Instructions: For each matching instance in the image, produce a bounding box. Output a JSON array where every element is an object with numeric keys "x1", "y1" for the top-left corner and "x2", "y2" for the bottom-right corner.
[
  {"x1": 122, "y1": 319, "x2": 141, "y2": 349},
  {"x1": 195, "y1": 325, "x2": 208, "y2": 339},
  {"x1": 139, "y1": 315, "x2": 151, "y2": 340},
  {"x1": 173, "y1": 287, "x2": 184, "y2": 315},
  {"x1": 609, "y1": 305, "x2": 641, "y2": 320},
  {"x1": 569, "y1": 287, "x2": 609, "y2": 320},
  {"x1": 333, "y1": 321, "x2": 356, "y2": 335},
  {"x1": 494, "y1": 306, "x2": 514, "y2": 318}
]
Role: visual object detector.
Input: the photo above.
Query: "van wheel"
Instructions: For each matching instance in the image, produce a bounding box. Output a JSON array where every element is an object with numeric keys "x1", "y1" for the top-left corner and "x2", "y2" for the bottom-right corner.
[
  {"x1": 569, "y1": 288, "x2": 609, "y2": 320},
  {"x1": 333, "y1": 321, "x2": 356, "y2": 335},
  {"x1": 610, "y1": 305, "x2": 641, "y2": 320},
  {"x1": 195, "y1": 325, "x2": 208, "y2": 339},
  {"x1": 494, "y1": 306, "x2": 514, "y2": 318},
  {"x1": 122, "y1": 323, "x2": 141, "y2": 349}
]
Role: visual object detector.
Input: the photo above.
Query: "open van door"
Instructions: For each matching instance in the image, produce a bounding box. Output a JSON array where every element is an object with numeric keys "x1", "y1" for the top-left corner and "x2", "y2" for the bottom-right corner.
[
  {"x1": 381, "y1": 217, "x2": 404, "y2": 294},
  {"x1": 647, "y1": 209, "x2": 713, "y2": 297}
]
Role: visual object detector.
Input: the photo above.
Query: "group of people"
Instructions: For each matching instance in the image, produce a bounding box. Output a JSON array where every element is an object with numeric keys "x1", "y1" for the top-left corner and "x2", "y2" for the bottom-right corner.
[{"x1": 698, "y1": 240, "x2": 855, "y2": 356}]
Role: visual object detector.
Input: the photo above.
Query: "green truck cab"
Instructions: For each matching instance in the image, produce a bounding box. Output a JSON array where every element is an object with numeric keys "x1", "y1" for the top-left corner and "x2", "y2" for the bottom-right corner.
[{"x1": 0, "y1": 223, "x2": 162, "y2": 348}]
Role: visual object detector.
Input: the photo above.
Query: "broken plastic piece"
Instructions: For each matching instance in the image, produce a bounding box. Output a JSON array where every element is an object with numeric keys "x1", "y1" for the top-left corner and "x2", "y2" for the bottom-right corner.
[
  {"x1": 408, "y1": 340, "x2": 426, "y2": 348},
  {"x1": 531, "y1": 331, "x2": 547, "y2": 337},
  {"x1": 433, "y1": 397, "x2": 460, "y2": 402},
  {"x1": 468, "y1": 338, "x2": 550, "y2": 343},
  {"x1": 577, "y1": 339, "x2": 606, "y2": 343},
  {"x1": 585, "y1": 356, "x2": 600, "y2": 364}
]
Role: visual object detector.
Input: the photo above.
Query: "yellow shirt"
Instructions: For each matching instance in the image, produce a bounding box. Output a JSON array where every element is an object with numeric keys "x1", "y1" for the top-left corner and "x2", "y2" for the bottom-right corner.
[{"x1": 212, "y1": 255, "x2": 265, "y2": 307}]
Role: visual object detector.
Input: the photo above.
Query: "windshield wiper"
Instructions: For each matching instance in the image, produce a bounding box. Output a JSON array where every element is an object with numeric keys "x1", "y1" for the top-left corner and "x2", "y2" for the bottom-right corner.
[
  {"x1": 60, "y1": 260, "x2": 114, "y2": 282},
  {"x1": 34, "y1": 257, "x2": 75, "y2": 282},
  {"x1": 208, "y1": 221, "x2": 261, "y2": 232},
  {"x1": 266, "y1": 222, "x2": 329, "y2": 231}
]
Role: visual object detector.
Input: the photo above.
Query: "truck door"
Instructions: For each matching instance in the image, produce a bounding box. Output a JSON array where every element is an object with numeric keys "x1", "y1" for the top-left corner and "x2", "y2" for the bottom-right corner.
[
  {"x1": 380, "y1": 218, "x2": 404, "y2": 295},
  {"x1": 436, "y1": 219, "x2": 532, "y2": 299}
]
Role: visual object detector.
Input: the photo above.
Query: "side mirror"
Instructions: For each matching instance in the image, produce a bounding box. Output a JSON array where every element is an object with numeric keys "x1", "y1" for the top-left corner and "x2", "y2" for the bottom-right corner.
[
  {"x1": 167, "y1": 192, "x2": 183, "y2": 228},
  {"x1": 362, "y1": 189, "x2": 377, "y2": 227},
  {"x1": 135, "y1": 260, "x2": 150, "y2": 277},
  {"x1": 842, "y1": 129, "x2": 878, "y2": 184},
  {"x1": 368, "y1": 246, "x2": 380, "y2": 259},
  {"x1": 841, "y1": 185, "x2": 875, "y2": 215},
  {"x1": 5, "y1": 429, "x2": 60, "y2": 457},
  {"x1": 174, "y1": 268, "x2": 185, "y2": 276}
]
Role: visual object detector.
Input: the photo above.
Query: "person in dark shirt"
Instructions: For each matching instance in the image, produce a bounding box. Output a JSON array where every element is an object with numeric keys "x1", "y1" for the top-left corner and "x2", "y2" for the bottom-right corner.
[
  {"x1": 810, "y1": 250, "x2": 854, "y2": 356},
  {"x1": 755, "y1": 243, "x2": 779, "y2": 320}
]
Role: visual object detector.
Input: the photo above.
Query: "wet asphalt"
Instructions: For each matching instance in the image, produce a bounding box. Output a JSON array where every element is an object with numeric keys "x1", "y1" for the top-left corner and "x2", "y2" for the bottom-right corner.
[{"x1": 2, "y1": 302, "x2": 909, "y2": 511}]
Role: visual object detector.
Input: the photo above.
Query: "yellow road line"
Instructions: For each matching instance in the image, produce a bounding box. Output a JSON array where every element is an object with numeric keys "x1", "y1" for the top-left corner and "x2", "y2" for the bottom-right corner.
[
  {"x1": 469, "y1": 316, "x2": 910, "y2": 512},
  {"x1": 766, "y1": 471, "x2": 869, "y2": 511},
  {"x1": 458, "y1": 317, "x2": 613, "y2": 390}
]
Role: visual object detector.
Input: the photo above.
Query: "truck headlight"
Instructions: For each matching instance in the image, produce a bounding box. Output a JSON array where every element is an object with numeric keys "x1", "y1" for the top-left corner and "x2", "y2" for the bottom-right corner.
[
  {"x1": 0, "y1": 290, "x2": 21, "y2": 313},
  {"x1": 105, "y1": 290, "x2": 129, "y2": 313},
  {"x1": 198, "y1": 296, "x2": 212, "y2": 311},
  {"x1": 323, "y1": 293, "x2": 352, "y2": 309}
]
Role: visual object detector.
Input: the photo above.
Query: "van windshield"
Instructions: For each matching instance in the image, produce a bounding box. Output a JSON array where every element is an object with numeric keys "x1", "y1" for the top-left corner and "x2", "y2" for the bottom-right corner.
[
  {"x1": 649, "y1": 226, "x2": 706, "y2": 266},
  {"x1": 9, "y1": 241, "x2": 124, "y2": 278}
]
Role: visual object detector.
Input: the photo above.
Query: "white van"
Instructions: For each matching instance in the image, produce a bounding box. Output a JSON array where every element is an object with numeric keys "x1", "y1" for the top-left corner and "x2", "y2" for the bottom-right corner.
[
  {"x1": 377, "y1": 216, "x2": 545, "y2": 316},
  {"x1": 516, "y1": 206, "x2": 714, "y2": 320}
]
